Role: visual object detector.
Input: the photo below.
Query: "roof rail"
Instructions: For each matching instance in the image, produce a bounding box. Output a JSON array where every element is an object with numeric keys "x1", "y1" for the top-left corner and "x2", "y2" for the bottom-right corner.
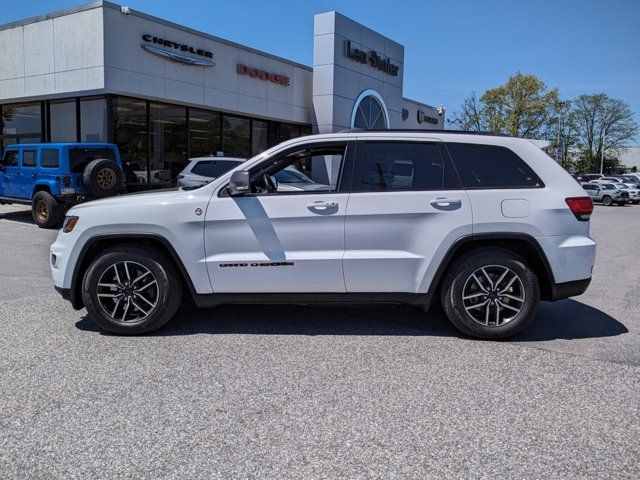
[{"x1": 338, "y1": 128, "x2": 511, "y2": 137}]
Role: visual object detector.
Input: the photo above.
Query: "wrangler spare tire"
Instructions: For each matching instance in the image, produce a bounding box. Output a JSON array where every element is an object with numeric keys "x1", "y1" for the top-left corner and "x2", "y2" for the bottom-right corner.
[{"x1": 83, "y1": 159, "x2": 122, "y2": 198}]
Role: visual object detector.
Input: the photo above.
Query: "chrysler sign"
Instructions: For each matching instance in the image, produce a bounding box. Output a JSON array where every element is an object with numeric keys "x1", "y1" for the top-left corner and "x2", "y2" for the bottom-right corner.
[{"x1": 141, "y1": 35, "x2": 215, "y2": 67}]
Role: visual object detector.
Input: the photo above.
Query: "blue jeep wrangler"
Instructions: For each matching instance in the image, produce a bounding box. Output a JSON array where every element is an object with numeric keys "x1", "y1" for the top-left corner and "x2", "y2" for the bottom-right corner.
[{"x1": 0, "y1": 143, "x2": 124, "y2": 228}]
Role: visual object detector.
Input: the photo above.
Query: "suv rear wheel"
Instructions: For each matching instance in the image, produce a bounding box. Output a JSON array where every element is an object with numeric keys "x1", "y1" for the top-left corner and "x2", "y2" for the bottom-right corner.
[
  {"x1": 31, "y1": 191, "x2": 63, "y2": 228},
  {"x1": 440, "y1": 248, "x2": 540, "y2": 339},
  {"x1": 82, "y1": 244, "x2": 183, "y2": 334}
]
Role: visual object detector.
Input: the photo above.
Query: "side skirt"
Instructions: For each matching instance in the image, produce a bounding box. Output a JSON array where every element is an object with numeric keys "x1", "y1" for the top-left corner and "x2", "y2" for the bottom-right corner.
[{"x1": 192, "y1": 292, "x2": 433, "y2": 309}]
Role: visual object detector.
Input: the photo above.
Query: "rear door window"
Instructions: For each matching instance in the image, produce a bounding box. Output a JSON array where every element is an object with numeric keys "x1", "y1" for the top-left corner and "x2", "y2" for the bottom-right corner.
[
  {"x1": 446, "y1": 143, "x2": 543, "y2": 189},
  {"x1": 41, "y1": 149, "x2": 59, "y2": 168},
  {"x1": 352, "y1": 142, "x2": 460, "y2": 192},
  {"x1": 22, "y1": 150, "x2": 36, "y2": 167}
]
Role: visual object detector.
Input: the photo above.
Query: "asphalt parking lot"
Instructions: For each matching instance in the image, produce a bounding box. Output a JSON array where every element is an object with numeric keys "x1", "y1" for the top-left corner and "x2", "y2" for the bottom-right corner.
[{"x1": 0, "y1": 203, "x2": 639, "y2": 479}]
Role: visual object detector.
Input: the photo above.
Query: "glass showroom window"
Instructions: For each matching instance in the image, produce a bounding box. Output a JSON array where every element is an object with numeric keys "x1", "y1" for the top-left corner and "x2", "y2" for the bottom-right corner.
[
  {"x1": 222, "y1": 115, "x2": 250, "y2": 158},
  {"x1": 189, "y1": 108, "x2": 221, "y2": 158},
  {"x1": 49, "y1": 100, "x2": 78, "y2": 142},
  {"x1": 351, "y1": 90, "x2": 389, "y2": 130},
  {"x1": 112, "y1": 97, "x2": 148, "y2": 187},
  {"x1": 80, "y1": 98, "x2": 108, "y2": 142},
  {"x1": 150, "y1": 102, "x2": 187, "y2": 187},
  {"x1": 252, "y1": 119, "x2": 269, "y2": 156},
  {"x1": 1, "y1": 102, "x2": 42, "y2": 148}
]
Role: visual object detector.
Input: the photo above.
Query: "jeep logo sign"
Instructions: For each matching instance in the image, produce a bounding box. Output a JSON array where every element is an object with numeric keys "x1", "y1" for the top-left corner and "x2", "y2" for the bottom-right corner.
[{"x1": 141, "y1": 35, "x2": 215, "y2": 67}]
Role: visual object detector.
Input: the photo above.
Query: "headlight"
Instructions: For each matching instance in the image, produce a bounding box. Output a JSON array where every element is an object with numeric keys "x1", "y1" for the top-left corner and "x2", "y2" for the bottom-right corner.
[{"x1": 62, "y1": 216, "x2": 79, "y2": 233}]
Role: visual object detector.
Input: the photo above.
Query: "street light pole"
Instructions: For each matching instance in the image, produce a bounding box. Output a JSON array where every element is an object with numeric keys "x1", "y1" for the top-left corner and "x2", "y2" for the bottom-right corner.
[{"x1": 600, "y1": 104, "x2": 607, "y2": 174}]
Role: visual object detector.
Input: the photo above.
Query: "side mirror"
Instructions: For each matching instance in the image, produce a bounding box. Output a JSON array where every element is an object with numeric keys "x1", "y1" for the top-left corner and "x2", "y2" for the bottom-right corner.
[{"x1": 227, "y1": 171, "x2": 250, "y2": 196}]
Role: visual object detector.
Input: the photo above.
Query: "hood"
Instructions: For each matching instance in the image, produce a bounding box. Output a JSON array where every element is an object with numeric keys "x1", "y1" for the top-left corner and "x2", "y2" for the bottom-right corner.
[{"x1": 68, "y1": 189, "x2": 182, "y2": 213}]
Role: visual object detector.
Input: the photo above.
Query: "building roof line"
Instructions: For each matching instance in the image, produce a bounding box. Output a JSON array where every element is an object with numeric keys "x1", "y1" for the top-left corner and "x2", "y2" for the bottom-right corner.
[{"x1": 0, "y1": 0, "x2": 314, "y2": 72}]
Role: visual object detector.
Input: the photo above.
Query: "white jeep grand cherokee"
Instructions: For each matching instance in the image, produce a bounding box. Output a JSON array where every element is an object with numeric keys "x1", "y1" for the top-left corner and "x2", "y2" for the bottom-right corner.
[{"x1": 50, "y1": 131, "x2": 596, "y2": 339}]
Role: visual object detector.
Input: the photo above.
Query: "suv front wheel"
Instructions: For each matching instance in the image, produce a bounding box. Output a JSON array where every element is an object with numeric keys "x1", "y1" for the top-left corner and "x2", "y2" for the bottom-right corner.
[
  {"x1": 441, "y1": 248, "x2": 540, "y2": 339},
  {"x1": 82, "y1": 244, "x2": 183, "y2": 334}
]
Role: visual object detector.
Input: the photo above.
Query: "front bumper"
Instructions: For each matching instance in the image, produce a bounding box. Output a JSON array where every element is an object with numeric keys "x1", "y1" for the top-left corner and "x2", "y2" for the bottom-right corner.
[{"x1": 54, "y1": 285, "x2": 72, "y2": 301}]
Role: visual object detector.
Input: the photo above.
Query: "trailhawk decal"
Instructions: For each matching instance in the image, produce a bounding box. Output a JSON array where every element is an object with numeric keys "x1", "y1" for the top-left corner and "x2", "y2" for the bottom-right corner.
[{"x1": 219, "y1": 262, "x2": 294, "y2": 268}]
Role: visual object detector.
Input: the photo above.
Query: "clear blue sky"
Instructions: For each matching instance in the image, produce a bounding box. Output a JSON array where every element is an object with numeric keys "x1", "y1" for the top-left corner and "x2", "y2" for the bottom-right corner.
[{"x1": 2, "y1": 0, "x2": 639, "y2": 139}]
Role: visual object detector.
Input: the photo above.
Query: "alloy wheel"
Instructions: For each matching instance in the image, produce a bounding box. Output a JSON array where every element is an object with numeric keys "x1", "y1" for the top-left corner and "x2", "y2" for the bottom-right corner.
[
  {"x1": 35, "y1": 200, "x2": 48, "y2": 221},
  {"x1": 97, "y1": 168, "x2": 117, "y2": 189},
  {"x1": 96, "y1": 261, "x2": 159, "y2": 322},
  {"x1": 461, "y1": 265, "x2": 525, "y2": 327}
]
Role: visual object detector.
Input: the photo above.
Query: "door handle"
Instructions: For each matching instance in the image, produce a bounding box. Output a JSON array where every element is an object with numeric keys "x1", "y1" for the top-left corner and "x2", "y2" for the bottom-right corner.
[
  {"x1": 430, "y1": 197, "x2": 462, "y2": 209},
  {"x1": 307, "y1": 201, "x2": 338, "y2": 210}
]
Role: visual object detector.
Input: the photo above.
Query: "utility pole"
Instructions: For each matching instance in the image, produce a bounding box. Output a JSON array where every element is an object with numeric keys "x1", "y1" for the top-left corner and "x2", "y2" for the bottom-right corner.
[{"x1": 599, "y1": 104, "x2": 607, "y2": 174}]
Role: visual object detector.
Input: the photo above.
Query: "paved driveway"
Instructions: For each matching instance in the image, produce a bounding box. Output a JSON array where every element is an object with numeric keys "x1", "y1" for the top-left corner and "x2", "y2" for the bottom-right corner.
[{"x1": 0, "y1": 203, "x2": 638, "y2": 479}]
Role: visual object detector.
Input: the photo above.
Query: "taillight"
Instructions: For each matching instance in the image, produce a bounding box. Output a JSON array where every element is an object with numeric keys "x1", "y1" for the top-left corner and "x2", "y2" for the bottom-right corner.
[{"x1": 565, "y1": 197, "x2": 593, "y2": 221}]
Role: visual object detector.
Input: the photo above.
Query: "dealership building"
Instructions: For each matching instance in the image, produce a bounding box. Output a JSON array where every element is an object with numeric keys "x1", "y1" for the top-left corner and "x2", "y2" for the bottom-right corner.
[{"x1": 0, "y1": 1, "x2": 444, "y2": 187}]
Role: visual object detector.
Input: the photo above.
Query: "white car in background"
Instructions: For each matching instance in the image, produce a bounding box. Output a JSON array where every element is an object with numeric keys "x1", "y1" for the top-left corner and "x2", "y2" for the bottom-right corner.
[
  {"x1": 177, "y1": 156, "x2": 329, "y2": 191},
  {"x1": 177, "y1": 157, "x2": 246, "y2": 188}
]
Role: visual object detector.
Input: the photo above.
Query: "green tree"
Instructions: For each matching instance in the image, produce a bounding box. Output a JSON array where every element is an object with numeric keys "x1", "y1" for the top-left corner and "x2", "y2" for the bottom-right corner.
[
  {"x1": 450, "y1": 72, "x2": 559, "y2": 139},
  {"x1": 567, "y1": 93, "x2": 638, "y2": 173},
  {"x1": 480, "y1": 72, "x2": 559, "y2": 138}
]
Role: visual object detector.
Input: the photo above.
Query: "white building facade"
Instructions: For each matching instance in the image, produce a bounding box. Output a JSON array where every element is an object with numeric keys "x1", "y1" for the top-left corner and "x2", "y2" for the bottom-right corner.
[{"x1": 0, "y1": 2, "x2": 444, "y2": 187}]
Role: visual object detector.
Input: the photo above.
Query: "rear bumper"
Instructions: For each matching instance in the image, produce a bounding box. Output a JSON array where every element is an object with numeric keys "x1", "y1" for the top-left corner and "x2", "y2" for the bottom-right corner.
[{"x1": 550, "y1": 278, "x2": 591, "y2": 301}]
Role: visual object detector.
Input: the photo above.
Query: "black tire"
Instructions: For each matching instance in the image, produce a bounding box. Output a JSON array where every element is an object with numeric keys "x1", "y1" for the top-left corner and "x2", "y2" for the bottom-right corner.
[
  {"x1": 83, "y1": 159, "x2": 123, "y2": 198},
  {"x1": 82, "y1": 244, "x2": 183, "y2": 335},
  {"x1": 31, "y1": 191, "x2": 63, "y2": 228},
  {"x1": 440, "y1": 248, "x2": 540, "y2": 340},
  {"x1": 601, "y1": 195, "x2": 613, "y2": 206}
]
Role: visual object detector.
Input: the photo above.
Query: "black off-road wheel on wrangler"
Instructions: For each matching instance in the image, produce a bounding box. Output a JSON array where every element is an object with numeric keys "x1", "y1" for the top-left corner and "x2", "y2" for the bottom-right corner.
[
  {"x1": 82, "y1": 244, "x2": 183, "y2": 334},
  {"x1": 83, "y1": 159, "x2": 123, "y2": 198},
  {"x1": 440, "y1": 248, "x2": 540, "y2": 340},
  {"x1": 31, "y1": 191, "x2": 63, "y2": 228}
]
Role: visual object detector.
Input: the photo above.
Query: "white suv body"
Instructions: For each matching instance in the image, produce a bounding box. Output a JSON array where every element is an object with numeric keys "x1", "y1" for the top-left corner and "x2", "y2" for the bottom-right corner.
[{"x1": 50, "y1": 131, "x2": 596, "y2": 339}]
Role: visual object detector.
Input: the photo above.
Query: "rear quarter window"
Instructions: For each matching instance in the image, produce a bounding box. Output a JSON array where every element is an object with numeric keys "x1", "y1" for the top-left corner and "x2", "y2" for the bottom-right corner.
[
  {"x1": 191, "y1": 161, "x2": 214, "y2": 176},
  {"x1": 446, "y1": 143, "x2": 543, "y2": 189},
  {"x1": 40, "y1": 149, "x2": 59, "y2": 168}
]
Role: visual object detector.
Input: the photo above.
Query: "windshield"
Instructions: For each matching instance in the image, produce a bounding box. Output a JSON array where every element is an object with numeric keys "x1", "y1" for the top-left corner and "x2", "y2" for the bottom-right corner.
[
  {"x1": 602, "y1": 184, "x2": 616, "y2": 190},
  {"x1": 69, "y1": 147, "x2": 117, "y2": 173},
  {"x1": 275, "y1": 167, "x2": 315, "y2": 184}
]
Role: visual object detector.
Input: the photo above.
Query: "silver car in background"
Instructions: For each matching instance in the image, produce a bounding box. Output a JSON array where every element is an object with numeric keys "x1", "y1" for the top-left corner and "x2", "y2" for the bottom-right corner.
[
  {"x1": 613, "y1": 183, "x2": 640, "y2": 204},
  {"x1": 583, "y1": 182, "x2": 630, "y2": 206}
]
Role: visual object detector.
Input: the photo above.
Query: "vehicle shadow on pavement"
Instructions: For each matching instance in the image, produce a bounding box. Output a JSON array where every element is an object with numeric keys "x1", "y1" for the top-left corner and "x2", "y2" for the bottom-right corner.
[
  {"x1": 0, "y1": 209, "x2": 34, "y2": 225},
  {"x1": 512, "y1": 299, "x2": 628, "y2": 341},
  {"x1": 75, "y1": 298, "x2": 627, "y2": 341}
]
